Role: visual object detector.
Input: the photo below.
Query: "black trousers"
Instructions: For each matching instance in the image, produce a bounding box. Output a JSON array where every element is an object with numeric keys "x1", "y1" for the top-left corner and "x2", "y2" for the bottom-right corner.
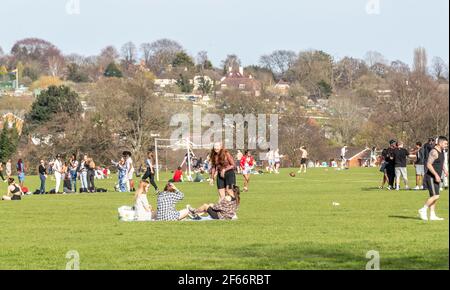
[
  {"x1": 142, "y1": 168, "x2": 158, "y2": 191},
  {"x1": 87, "y1": 169, "x2": 95, "y2": 192},
  {"x1": 386, "y1": 166, "x2": 395, "y2": 187}
]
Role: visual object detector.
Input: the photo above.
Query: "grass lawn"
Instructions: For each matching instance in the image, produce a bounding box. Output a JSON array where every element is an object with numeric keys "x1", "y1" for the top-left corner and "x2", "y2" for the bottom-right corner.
[{"x1": 0, "y1": 167, "x2": 448, "y2": 270}]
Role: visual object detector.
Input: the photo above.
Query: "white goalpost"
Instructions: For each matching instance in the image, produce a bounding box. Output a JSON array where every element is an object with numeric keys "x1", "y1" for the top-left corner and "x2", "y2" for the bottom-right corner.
[{"x1": 154, "y1": 138, "x2": 208, "y2": 182}]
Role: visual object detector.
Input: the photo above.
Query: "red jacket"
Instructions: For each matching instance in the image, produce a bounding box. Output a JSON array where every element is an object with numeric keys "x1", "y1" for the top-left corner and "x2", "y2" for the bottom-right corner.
[{"x1": 240, "y1": 156, "x2": 255, "y2": 169}]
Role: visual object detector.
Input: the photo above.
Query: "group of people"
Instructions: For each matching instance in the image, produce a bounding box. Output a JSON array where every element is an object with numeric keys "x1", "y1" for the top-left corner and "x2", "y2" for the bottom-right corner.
[{"x1": 379, "y1": 137, "x2": 449, "y2": 221}]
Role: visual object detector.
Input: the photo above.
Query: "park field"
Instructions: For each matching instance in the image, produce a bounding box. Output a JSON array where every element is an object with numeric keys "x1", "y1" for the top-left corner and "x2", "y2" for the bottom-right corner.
[{"x1": 0, "y1": 167, "x2": 448, "y2": 270}]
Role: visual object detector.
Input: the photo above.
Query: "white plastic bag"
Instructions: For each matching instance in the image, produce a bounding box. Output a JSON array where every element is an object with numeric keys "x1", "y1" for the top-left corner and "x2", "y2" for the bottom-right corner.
[{"x1": 118, "y1": 206, "x2": 136, "y2": 222}]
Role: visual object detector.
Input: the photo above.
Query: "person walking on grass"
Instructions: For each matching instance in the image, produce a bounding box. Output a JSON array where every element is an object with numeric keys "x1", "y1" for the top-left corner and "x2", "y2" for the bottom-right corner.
[
  {"x1": 38, "y1": 160, "x2": 47, "y2": 194},
  {"x1": 411, "y1": 142, "x2": 425, "y2": 190},
  {"x1": 79, "y1": 155, "x2": 89, "y2": 193},
  {"x1": 142, "y1": 151, "x2": 159, "y2": 193},
  {"x1": 381, "y1": 140, "x2": 397, "y2": 190},
  {"x1": 124, "y1": 152, "x2": 135, "y2": 192},
  {"x1": 340, "y1": 146, "x2": 348, "y2": 170},
  {"x1": 419, "y1": 136, "x2": 448, "y2": 221},
  {"x1": 240, "y1": 150, "x2": 255, "y2": 192},
  {"x1": 393, "y1": 141, "x2": 410, "y2": 191}
]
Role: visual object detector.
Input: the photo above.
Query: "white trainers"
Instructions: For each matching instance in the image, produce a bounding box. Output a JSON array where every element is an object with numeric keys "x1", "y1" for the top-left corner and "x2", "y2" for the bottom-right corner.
[
  {"x1": 418, "y1": 208, "x2": 428, "y2": 221},
  {"x1": 430, "y1": 215, "x2": 444, "y2": 221}
]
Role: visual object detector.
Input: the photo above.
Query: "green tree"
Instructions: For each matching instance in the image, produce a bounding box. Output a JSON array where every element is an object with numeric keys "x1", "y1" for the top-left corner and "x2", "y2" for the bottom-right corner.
[
  {"x1": 197, "y1": 76, "x2": 212, "y2": 95},
  {"x1": 67, "y1": 63, "x2": 89, "y2": 82},
  {"x1": 172, "y1": 52, "x2": 194, "y2": 68},
  {"x1": 177, "y1": 74, "x2": 194, "y2": 93},
  {"x1": 26, "y1": 85, "x2": 83, "y2": 126},
  {"x1": 0, "y1": 122, "x2": 19, "y2": 161},
  {"x1": 104, "y1": 62, "x2": 123, "y2": 78}
]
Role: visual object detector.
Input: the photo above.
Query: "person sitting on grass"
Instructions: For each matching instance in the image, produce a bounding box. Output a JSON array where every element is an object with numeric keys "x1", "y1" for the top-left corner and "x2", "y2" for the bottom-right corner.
[
  {"x1": 169, "y1": 167, "x2": 183, "y2": 183},
  {"x1": 63, "y1": 172, "x2": 75, "y2": 194},
  {"x1": 134, "y1": 180, "x2": 155, "y2": 221},
  {"x1": 156, "y1": 183, "x2": 190, "y2": 221},
  {"x1": 2, "y1": 178, "x2": 23, "y2": 201},
  {"x1": 187, "y1": 186, "x2": 240, "y2": 220}
]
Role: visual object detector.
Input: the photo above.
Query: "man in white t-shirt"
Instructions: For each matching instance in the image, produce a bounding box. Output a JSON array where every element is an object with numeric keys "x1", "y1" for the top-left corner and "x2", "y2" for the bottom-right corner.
[
  {"x1": 53, "y1": 154, "x2": 63, "y2": 193},
  {"x1": 266, "y1": 149, "x2": 275, "y2": 173}
]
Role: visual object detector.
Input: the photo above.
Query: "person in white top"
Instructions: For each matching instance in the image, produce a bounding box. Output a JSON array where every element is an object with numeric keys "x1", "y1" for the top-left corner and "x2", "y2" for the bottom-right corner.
[
  {"x1": 340, "y1": 146, "x2": 348, "y2": 170},
  {"x1": 134, "y1": 180, "x2": 154, "y2": 221},
  {"x1": 5, "y1": 159, "x2": 12, "y2": 180},
  {"x1": 265, "y1": 149, "x2": 275, "y2": 173},
  {"x1": 124, "y1": 152, "x2": 135, "y2": 192},
  {"x1": 52, "y1": 154, "x2": 63, "y2": 193},
  {"x1": 273, "y1": 149, "x2": 283, "y2": 174},
  {"x1": 235, "y1": 150, "x2": 243, "y2": 174}
]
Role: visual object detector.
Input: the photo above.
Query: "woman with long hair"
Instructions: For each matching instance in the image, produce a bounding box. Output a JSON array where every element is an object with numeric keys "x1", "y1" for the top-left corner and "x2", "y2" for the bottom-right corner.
[
  {"x1": 134, "y1": 180, "x2": 154, "y2": 221},
  {"x1": 112, "y1": 156, "x2": 127, "y2": 192},
  {"x1": 69, "y1": 154, "x2": 79, "y2": 192},
  {"x1": 209, "y1": 142, "x2": 236, "y2": 201},
  {"x1": 2, "y1": 178, "x2": 23, "y2": 201},
  {"x1": 240, "y1": 150, "x2": 255, "y2": 192},
  {"x1": 86, "y1": 157, "x2": 96, "y2": 193},
  {"x1": 16, "y1": 159, "x2": 25, "y2": 188},
  {"x1": 188, "y1": 185, "x2": 240, "y2": 220}
]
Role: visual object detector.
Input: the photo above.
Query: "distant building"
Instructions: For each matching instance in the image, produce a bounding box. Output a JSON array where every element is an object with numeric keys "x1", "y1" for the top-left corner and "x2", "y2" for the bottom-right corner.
[
  {"x1": 273, "y1": 80, "x2": 290, "y2": 95},
  {"x1": 220, "y1": 67, "x2": 262, "y2": 96}
]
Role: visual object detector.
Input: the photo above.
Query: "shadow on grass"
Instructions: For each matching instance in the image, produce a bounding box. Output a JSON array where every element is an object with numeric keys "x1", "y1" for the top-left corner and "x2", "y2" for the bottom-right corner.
[
  {"x1": 388, "y1": 215, "x2": 421, "y2": 221},
  {"x1": 230, "y1": 243, "x2": 449, "y2": 270},
  {"x1": 361, "y1": 187, "x2": 383, "y2": 192}
]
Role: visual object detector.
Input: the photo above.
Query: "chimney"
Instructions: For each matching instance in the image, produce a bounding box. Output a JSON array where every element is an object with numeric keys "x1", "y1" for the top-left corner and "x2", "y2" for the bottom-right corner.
[{"x1": 239, "y1": 66, "x2": 244, "y2": 76}]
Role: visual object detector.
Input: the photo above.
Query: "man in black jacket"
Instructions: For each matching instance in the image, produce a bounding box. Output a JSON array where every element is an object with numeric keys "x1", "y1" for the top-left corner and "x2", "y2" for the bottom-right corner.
[{"x1": 382, "y1": 140, "x2": 397, "y2": 190}]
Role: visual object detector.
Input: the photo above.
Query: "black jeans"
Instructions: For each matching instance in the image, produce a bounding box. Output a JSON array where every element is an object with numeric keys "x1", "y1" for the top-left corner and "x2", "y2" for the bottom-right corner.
[
  {"x1": 87, "y1": 169, "x2": 95, "y2": 192},
  {"x1": 142, "y1": 168, "x2": 158, "y2": 191},
  {"x1": 386, "y1": 166, "x2": 395, "y2": 187}
]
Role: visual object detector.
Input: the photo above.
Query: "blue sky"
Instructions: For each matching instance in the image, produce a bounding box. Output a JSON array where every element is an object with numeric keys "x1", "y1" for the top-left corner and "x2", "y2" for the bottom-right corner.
[{"x1": 1, "y1": 0, "x2": 448, "y2": 66}]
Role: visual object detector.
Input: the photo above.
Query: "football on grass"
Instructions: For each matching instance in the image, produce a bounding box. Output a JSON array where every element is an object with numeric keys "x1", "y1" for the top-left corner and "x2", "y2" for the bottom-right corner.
[{"x1": 289, "y1": 172, "x2": 296, "y2": 177}]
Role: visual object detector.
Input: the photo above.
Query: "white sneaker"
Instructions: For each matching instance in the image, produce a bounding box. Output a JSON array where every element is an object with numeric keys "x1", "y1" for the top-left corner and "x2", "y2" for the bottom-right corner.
[
  {"x1": 396, "y1": 187, "x2": 400, "y2": 191},
  {"x1": 413, "y1": 186, "x2": 420, "y2": 190},
  {"x1": 430, "y1": 215, "x2": 444, "y2": 221},
  {"x1": 418, "y1": 208, "x2": 428, "y2": 221},
  {"x1": 405, "y1": 186, "x2": 410, "y2": 191},
  {"x1": 420, "y1": 186, "x2": 424, "y2": 190}
]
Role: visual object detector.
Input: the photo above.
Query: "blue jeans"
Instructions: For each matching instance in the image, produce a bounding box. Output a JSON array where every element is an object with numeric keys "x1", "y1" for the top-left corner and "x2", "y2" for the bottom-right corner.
[
  {"x1": 39, "y1": 174, "x2": 46, "y2": 194},
  {"x1": 80, "y1": 171, "x2": 88, "y2": 191},
  {"x1": 70, "y1": 170, "x2": 78, "y2": 192}
]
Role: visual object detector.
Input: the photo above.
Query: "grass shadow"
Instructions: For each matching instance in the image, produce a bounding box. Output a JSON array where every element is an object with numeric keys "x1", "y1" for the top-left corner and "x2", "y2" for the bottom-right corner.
[{"x1": 389, "y1": 215, "x2": 421, "y2": 221}]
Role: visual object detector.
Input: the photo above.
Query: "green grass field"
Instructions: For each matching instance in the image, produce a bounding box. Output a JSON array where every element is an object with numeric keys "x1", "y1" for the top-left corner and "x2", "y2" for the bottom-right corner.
[{"x1": 0, "y1": 167, "x2": 448, "y2": 270}]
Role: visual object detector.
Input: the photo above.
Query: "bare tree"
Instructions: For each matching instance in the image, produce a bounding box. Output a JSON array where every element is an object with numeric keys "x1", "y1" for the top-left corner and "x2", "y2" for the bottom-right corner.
[
  {"x1": 328, "y1": 96, "x2": 365, "y2": 145},
  {"x1": 413, "y1": 47, "x2": 428, "y2": 75},
  {"x1": 260, "y1": 50, "x2": 296, "y2": 78},
  {"x1": 364, "y1": 51, "x2": 387, "y2": 67},
  {"x1": 140, "y1": 43, "x2": 152, "y2": 68},
  {"x1": 121, "y1": 41, "x2": 137, "y2": 69},
  {"x1": 146, "y1": 39, "x2": 184, "y2": 74},
  {"x1": 222, "y1": 54, "x2": 241, "y2": 74},
  {"x1": 431, "y1": 56, "x2": 449, "y2": 81}
]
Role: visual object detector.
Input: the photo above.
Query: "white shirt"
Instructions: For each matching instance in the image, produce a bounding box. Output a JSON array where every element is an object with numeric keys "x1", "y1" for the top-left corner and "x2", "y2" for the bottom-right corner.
[
  {"x1": 267, "y1": 150, "x2": 275, "y2": 160},
  {"x1": 135, "y1": 194, "x2": 152, "y2": 221},
  {"x1": 126, "y1": 158, "x2": 134, "y2": 179},
  {"x1": 53, "y1": 160, "x2": 63, "y2": 174},
  {"x1": 341, "y1": 148, "x2": 347, "y2": 158}
]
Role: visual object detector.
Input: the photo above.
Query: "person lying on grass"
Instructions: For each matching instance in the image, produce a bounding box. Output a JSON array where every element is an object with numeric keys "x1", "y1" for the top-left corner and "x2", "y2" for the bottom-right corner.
[
  {"x1": 156, "y1": 183, "x2": 190, "y2": 221},
  {"x1": 134, "y1": 180, "x2": 155, "y2": 221},
  {"x1": 187, "y1": 185, "x2": 240, "y2": 220},
  {"x1": 2, "y1": 178, "x2": 23, "y2": 201}
]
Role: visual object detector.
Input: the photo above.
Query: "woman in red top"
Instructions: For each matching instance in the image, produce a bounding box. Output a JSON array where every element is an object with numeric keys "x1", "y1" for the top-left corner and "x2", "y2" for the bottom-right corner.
[
  {"x1": 171, "y1": 167, "x2": 183, "y2": 183},
  {"x1": 240, "y1": 150, "x2": 255, "y2": 192},
  {"x1": 210, "y1": 143, "x2": 236, "y2": 201}
]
